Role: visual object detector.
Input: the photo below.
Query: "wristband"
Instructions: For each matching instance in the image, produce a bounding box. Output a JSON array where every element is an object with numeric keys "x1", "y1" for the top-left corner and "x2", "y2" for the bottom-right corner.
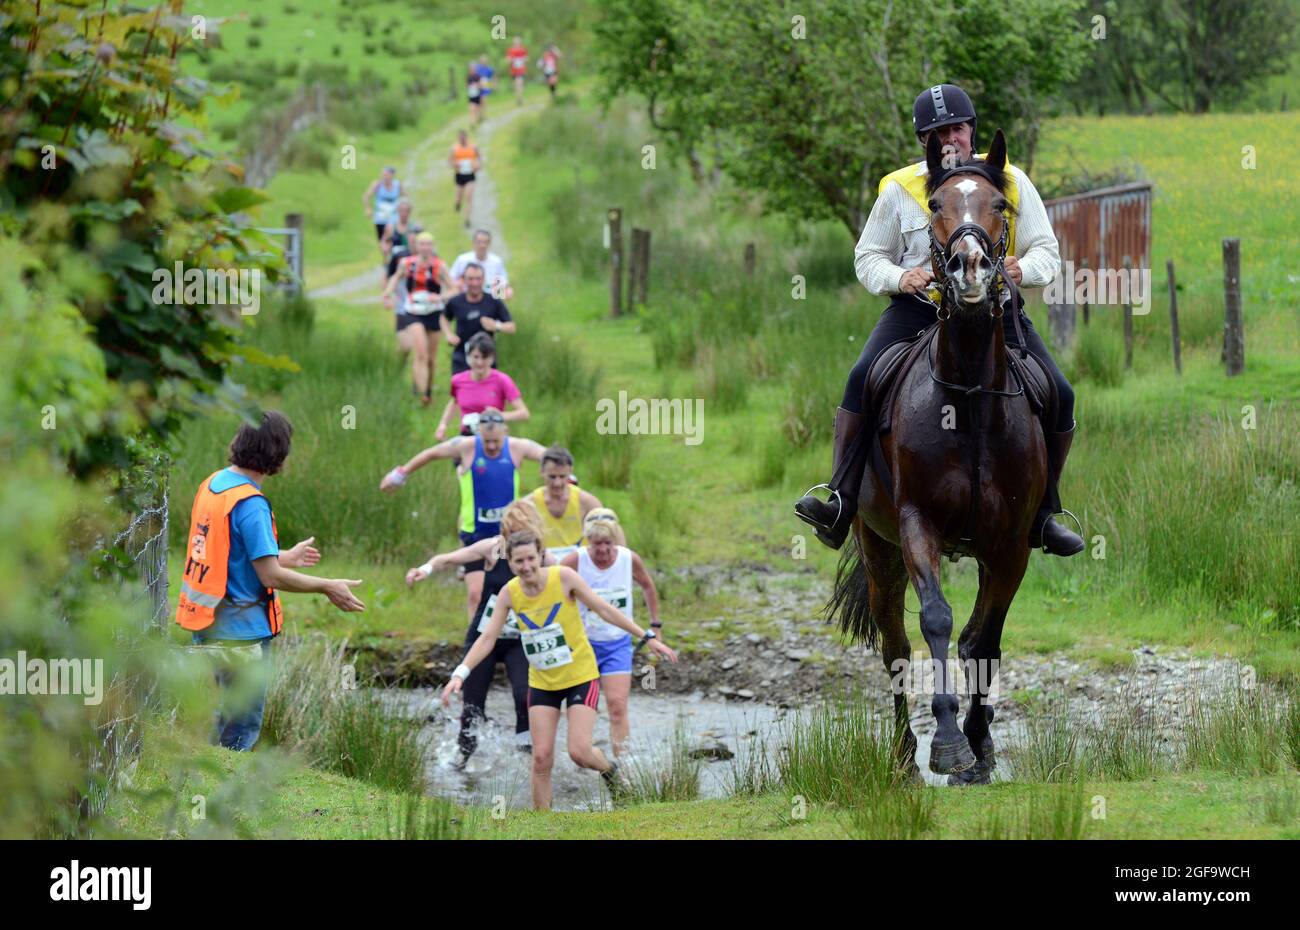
[
  {"x1": 387, "y1": 467, "x2": 407, "y2": 486},
  {"x1": 418, "y1": 561, "x2": 434, "y2": 577},
  {"x1": 452, "y1": 664, "x2": 470, "y2": 681},
  {"x1": 651, "y1": 621, "x2": 662, "y2": 628}
]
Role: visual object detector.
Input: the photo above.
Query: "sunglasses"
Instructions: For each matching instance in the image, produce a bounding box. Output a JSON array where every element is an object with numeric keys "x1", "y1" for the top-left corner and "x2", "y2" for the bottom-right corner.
[
  {"x1": 479, "y1": 413, "x2": 506, "y2": 425},
  {"x1": 587, "y1": 513, "x2": 617, "y2": 523}
]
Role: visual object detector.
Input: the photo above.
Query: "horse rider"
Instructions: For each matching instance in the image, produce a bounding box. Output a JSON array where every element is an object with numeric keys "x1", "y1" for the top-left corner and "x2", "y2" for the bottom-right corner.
[{"x1": 795, "y1": 83, "x2": 1083, "y2": 558}]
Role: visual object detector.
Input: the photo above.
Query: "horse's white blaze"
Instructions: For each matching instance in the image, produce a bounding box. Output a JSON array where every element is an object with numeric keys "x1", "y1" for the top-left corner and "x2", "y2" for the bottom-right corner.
[{"x1": 955, "y1": 179, "x2": 978, "y2": 195}]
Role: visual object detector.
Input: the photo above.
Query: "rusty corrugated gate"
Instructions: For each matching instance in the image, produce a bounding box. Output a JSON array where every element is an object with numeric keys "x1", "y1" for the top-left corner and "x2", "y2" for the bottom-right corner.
[{"x1": 1042, "y1": 181, "x2": 1152, "y2": 274}]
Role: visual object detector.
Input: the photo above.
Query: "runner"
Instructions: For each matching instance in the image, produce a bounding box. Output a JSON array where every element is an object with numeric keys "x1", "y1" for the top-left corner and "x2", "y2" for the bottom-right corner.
[
  {"x1": 441, "y1": 262, "x2": 514, "y2": 376},
  {"x1": 407, "y1": 499, "x2": 552, "y2": 763},
  {"x1": 476, "y1": 54, "x2": 495, "y2": 118},
  {"x1": 529, "y1": 446, "x2": 602, "y2": 560},
  {"x1": 381, "y1": 198, "x2": 418, "y2": 280},
  {"x1": 450, "y1": 229, "x2": 513, "y2": 300},
  {"x1": 435, "y1": 333, "x2": 529, "y2": 442},
  {"x1": 506, "y1": 37, "x2": 528, "y2": 105},
  {"x1": 466, "y1": 61, "x2": 483, "y2": 124},
  {"x1": 381, "y1": 232, "x2": 452, "y2": 405},
  {"x1": 381, "y1": 414, "x2": 548, "y2": 621},
  {"x1": 363, "y1": 166, "x2": 402, "y2": 282},
  {"x1": 449, "y1": 130, "x2": 480, "y2": 227},
  {"x1": 538, "y1": 44, "x2": 561, "y2": 100},
  {"x1": 441, "y1": 529, "x2": 678, "y2": 809},
  {"x1": 560, "y1": 508, "x2": 662, "y2": 758}
]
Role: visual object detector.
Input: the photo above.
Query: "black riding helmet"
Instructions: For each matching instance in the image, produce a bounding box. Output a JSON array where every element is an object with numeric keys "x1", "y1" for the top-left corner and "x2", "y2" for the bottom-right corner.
[{"x1": 912, "y1": 84, "x2": 977, "y2": 149}]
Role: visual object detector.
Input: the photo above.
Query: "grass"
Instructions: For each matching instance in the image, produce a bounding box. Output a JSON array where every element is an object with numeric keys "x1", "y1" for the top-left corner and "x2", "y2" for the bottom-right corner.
[
  {"x1": 142, "y1": 12, "x2": 1300, "y2": 840},
  {"x1": 262, "y1": 635, "x2": 429, "y2": 792}
]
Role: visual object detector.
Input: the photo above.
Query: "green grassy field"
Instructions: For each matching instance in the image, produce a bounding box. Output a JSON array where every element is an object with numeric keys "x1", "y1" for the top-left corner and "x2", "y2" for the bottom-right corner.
[{"x1": 144, "y1": 8, "x2": 1300, "y2": 838}]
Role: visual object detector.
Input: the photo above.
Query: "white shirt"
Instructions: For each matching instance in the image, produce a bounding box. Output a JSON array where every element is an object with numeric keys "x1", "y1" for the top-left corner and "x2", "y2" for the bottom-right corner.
[
  {"x1": 854, "y1": 162, "x2": 1060, "y2": 296},
  {"x1": 450, "y1": 250, "x2": 510, "y2": 296}
]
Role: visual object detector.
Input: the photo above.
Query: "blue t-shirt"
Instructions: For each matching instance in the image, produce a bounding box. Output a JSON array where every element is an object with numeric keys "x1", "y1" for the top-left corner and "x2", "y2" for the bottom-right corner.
[
  {"x1": 478, "y1": 64, "x2": 495, "y2": 93},
  {"x1": 194, "y1": 468, "x2": 280, "y2": 642}
]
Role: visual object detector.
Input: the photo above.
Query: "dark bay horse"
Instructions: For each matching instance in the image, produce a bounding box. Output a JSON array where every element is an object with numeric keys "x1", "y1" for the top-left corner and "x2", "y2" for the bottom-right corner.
[{"x1": 829, "y1": 129, "x2": 1046, "y2": 785}]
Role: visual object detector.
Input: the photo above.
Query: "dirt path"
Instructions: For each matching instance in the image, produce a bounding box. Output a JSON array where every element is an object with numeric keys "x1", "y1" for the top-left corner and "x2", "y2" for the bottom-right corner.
[{"x1": 308, "y1": 104, "x2": 539, "y2": 302}]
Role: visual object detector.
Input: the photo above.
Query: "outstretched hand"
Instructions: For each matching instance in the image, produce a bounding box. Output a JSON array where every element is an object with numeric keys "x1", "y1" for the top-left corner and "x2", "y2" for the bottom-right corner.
[{"x1": 281, "y1": 537, "x2": 320, "y2": 569}]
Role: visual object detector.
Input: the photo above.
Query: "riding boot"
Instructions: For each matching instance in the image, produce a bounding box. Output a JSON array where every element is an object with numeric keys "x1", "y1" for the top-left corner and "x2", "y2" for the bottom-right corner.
[
  {"x1": 795, "y1": 407, "x2": 866, "y2": 550},
  {"x1": 1030, "y1": 422, "x2": 1085, "y2": 556}
]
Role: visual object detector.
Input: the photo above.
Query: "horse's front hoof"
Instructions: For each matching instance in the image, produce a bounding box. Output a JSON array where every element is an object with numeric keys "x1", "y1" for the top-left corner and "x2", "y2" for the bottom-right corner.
[
  {"x1": 947, "y1": 763, "x2": 993, "y2": 786},
  {"x1": 929, "y1": 736, "x2": 976, "y2": 774}
]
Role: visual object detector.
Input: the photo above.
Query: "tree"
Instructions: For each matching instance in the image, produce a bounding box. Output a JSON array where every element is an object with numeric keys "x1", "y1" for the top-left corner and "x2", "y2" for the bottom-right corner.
[
  {"x1": 0, "y1": 0, "x2": 289, "y2": 476},
  {"x1": 593, "y1": 0, "x2": 1088, "y2": 238},
  {"x1": 938, "y1": 0, "x2": 1091, "y2": 173}
]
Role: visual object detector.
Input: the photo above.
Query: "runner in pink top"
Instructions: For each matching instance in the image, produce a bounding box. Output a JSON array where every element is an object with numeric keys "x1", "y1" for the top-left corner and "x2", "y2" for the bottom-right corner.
[{"x1": 436, "y1": 332, "x2": 530, "y2": 439}]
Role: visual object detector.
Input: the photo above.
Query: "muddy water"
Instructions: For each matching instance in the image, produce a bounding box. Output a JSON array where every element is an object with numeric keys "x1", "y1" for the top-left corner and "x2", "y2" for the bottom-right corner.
[
  {"x1": 385, "y1": 688, "x2": 792, "y2": 812},
  {"x1": 382, "y1": 685, "x2": 1042, "y2": 811}
]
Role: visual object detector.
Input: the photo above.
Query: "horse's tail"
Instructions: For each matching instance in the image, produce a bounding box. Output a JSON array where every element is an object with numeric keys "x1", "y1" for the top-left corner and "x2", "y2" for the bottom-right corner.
[{"x1": 824, "y1": 531, "x2": 880, "y2": 651}]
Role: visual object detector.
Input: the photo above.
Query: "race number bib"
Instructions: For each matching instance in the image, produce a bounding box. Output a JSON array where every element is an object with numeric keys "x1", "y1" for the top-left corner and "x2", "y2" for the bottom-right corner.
[
  {"x1": 477, "y1": 504, "x2": 506, "y2": 524},
  {"x1": 477, "y1": 593, "x2": 521, "y2": 639},
  {"x1": 521, "y1": 623, "x2": 573, "y2": 670},
  {"x1": 407, "y1": 290, "x2": 441, "y2": 315},
  {"x1": 585, "y1": 586, "x2": 631, "y2": 636},
  {"x1": 549, "y1": 545, "x2": 578, "y2": 561},
  {"x1": 457, "y1": 159, "x2": 474, "y2": 174},
  {"x1": 461, "y1": 412, "x2": 481, "y2": 434}
]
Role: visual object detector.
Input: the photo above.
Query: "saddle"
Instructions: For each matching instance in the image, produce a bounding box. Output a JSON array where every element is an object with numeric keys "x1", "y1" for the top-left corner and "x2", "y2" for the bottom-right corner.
[{"x1": 863, "y1": 323, "x2": 1058, "y2": 503}]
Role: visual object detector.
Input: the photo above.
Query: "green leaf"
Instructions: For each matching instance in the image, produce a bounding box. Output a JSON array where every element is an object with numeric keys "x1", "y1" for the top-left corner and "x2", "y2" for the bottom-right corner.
[{"x1": 212, "y1": 186, "x2": 269, "y2": 214}]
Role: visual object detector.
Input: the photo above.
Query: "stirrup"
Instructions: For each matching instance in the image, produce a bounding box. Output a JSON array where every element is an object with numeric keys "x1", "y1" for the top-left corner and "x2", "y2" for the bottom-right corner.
[
  {"x1": 795, "y1": 483, "x2": 843, "y2": 531},
  {"x1": 1038, "y1": 507, "x2": 1084, "y2": 551}
]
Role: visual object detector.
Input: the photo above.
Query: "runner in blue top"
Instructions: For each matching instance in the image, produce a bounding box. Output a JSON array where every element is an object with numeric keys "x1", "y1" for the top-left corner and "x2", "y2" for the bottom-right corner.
[
  {"x1": 381, "y1": 414, "x2": 549, "y2": 620},
  {"x1": 364, "y1": 166, "x2": 402, "y2": 281}
]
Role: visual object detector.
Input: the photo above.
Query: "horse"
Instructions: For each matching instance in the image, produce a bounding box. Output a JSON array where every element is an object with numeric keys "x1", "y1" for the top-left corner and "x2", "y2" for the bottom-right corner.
[{"x1": 827, "y1": 129, "x2": 1047, "y2": 785}]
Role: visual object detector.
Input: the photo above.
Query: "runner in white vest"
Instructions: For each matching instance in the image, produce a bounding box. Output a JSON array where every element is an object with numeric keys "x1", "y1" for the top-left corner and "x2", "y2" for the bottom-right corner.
[{"x1": 561, "y1": 508, "x2": 662, "y2": 758}]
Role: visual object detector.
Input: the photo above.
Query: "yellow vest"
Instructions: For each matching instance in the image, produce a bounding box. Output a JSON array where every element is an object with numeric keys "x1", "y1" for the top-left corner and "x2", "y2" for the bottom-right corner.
[
  {"x1": 530, "y1": 486, "x2": 583, "y2": 550},
  {"x1": 878, "y1": 152, "x2": 1021, "y2": 300},
  {"x1": 506, "y1": 566, "x2": 600, "y2": 691}
]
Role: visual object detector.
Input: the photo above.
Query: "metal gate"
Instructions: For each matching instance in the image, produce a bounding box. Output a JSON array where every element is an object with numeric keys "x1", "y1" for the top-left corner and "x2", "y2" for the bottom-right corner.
[{"x1": 1043, "y1": 181, "x2": 1152, "y2": 279}]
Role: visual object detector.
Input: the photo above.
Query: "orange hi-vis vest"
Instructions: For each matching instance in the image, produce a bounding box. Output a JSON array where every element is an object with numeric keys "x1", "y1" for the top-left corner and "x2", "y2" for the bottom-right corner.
[{"x1": 175, "y1": 470, "x2": 284, "y2": 635}]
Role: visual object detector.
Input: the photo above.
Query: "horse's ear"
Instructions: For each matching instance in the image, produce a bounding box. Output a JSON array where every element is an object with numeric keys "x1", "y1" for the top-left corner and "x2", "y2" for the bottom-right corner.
[
  {"x1": 925, "y1": 131, "x2": 945, "y2": 179},
  {"x1": 985, "y1": 129, "x2": 1007, "y2": 172}
]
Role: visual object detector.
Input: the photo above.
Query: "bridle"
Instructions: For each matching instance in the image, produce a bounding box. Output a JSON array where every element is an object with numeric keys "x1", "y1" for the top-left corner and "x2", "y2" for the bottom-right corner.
[
  {"x1": 917, "y1": 164, "x2": 1028, "y2": 360},
  {"x1": 916, "y1": 163, "x2": 1031, "y2": 558}
]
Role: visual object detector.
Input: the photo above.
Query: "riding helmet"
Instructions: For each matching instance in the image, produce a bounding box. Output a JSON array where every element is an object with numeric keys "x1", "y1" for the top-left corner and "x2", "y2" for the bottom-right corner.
[{"x1": 912, "y1": 84, "x2": 977, "y2": 147}]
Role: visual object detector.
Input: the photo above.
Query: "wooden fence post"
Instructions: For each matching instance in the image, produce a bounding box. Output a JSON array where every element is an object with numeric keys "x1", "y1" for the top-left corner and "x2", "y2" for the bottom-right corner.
[
  {"x1": 637, "y1": 229, "x2": 651, "y2": 304},
  {"x1": 1122, "y1": 256, "x2": 1134, "y2": 370},
  {"x1": 448, "y1": 66, "x2": 456, "y2": 102},
  {"x1": 629, "y1": 228, "x2": 650, "y2": 306},
  {"x1": 1223, "y1": 238, "x2": 1244, "y2": 376},
  {"x1": 744, "y1": 242, "x2": 756, "y2": 275},
  {"x1": 608, "y1": 207, "x2": 623, "y2": 318},
  {"x1": 626, "y1": 230, "x2": 640, "y2": 309},
  {"x1": 1166, "y1": 258, "x2": 1181, "y2": 376}
]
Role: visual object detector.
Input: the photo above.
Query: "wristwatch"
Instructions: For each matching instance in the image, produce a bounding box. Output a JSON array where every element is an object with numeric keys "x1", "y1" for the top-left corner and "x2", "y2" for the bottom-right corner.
[{"x1": 640, "y1": 629, "x2": 657, "y2": 644}]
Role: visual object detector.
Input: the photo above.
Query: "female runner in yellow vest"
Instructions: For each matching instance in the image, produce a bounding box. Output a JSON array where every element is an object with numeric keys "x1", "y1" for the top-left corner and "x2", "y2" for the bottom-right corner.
[
  {"x1": 442, "y1": 529, "x2": 677, "y2": 810},
  {"x1": 529, "y1": 445, "x2": 602, "y2": 560}
]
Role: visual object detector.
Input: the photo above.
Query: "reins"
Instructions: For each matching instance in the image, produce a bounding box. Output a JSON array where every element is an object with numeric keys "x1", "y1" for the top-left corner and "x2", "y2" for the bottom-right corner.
[{"x1": 916, "y1": 167, "x2": 1029, "y2": 555}]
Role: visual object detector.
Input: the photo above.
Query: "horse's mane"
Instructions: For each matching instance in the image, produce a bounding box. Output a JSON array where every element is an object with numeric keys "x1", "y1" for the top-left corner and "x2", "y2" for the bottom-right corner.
[{"x1": 925, "y1": 155, "x2": 1007, "y2": 198}]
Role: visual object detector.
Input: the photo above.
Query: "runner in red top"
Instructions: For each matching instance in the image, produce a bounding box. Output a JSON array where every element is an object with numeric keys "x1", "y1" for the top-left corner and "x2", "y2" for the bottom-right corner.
[
  {"x1": 539, "y1": 44, "x2": 561, "y2": 100},
  {"x1": 506, "y1": 37, "x2": 529, "y2": 106}
]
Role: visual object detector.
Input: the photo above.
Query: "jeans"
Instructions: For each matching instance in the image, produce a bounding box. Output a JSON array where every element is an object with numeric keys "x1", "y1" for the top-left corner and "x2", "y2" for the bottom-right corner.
[
  {"x1": 842, "y1": 293, "x2": 1075, "y2": 432},
  {"x1": 205, "y1": 638, "x2": 274, "y2": 752}
]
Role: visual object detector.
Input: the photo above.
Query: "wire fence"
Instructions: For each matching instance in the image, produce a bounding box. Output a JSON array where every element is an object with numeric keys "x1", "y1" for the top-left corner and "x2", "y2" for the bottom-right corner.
[{"x1": 80, "y1": 481, "x2": 171, "y2": 832}]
